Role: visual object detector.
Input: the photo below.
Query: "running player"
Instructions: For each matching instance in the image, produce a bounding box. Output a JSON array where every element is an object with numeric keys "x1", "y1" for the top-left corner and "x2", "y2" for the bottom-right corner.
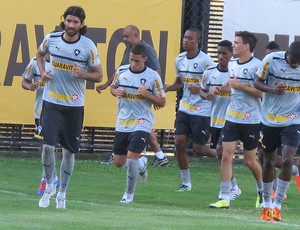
[
  {"x1": 164, "y1": 28, "x2": 216, "y2": 192},
  {"x1": 36, "y1": 6, "x2": 103, "y2": 209},
  {"x1": 255, "y1": 41, "x2": 300, "y2": 222},
  {"x1": 110, "y1": 44, "x2": 166, "y2": 203},
  {"x1": 200, "y1": 40, "x2": 241, "y2": 200},
  {"x1": 209, "y1": 31, "x2": 263, "y2": 209}
]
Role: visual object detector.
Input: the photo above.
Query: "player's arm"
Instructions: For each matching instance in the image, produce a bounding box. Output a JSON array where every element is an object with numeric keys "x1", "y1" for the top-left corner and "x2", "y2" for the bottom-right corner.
[
  {"x1": 22, "y1": 78, "x2": 37, "y2": 91},
  {"x1": 229, "y1": 77, "x2": 263, "y2": 98},
  {"x1": 96, "y1": 71, "x2": 115, "y2": 93},
  {"x1": 164, "y1": 78, "x2": 183, "y2": 92},
  {"x1": 254, "y1": 77, "x2": 286, "y2": 95},
  {"x1": 72, "y1": 63, "x2": 103, "y2": 82},
  {"x1": 137, "y1": 84, "x2": 166, "y2": 108}
]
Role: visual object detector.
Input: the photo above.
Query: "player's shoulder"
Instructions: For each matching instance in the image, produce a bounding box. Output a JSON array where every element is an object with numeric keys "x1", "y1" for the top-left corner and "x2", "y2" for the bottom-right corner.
[
  {"x1": 176, "y1": 51, "x2": 187, "y2": 60},
  {"x1": 117, "y1": 64, "x2": 130, "y2": 74},
  {"x1": 49, "y1": 31, "x2": 63, "y2": 38}
]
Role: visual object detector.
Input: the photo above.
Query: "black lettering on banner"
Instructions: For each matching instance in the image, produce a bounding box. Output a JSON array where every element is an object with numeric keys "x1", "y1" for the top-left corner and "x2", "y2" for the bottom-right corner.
[
  {"x1": 4, "y1": 24, "x2": 30, "y2": 86},
  {"x1": 106, "y1": 28, "x2": 124, "y2": 79}
]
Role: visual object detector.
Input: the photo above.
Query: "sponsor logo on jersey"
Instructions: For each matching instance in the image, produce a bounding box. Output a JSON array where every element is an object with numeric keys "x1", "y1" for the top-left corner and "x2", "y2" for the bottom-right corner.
[{"x1": 52, "y1": 61, "x2": 73, "y2": 71}]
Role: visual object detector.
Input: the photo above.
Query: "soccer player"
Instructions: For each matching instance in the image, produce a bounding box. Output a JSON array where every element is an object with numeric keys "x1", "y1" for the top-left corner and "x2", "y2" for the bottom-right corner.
[
  {"x1": 36, "y1": 6, "x2": 103, "y2": 209},
  {"x1": 200, "y1": 40, "x2": 241, "y2": 200},
  {"x1": 255, "y1": 41, "x2": 300, "y2": 222},
  {"x1": 209, "y1": 31, "x2": 263, "y2": 209},
  {"x1": 164, "y1": 28, "x2": 216, "y2": 192},
  {"x1": 97, "y1": 25, "x2": 169, "y2": 166},
  {"x1": 265, "y1": 41, "x2": 280, "y2": 55},
  {"x1": 22, "y1": 54, "x2": 59, "y2": 195},
  {"x1": 110, "y1": 44, "x2": 166, "y2": 203}
]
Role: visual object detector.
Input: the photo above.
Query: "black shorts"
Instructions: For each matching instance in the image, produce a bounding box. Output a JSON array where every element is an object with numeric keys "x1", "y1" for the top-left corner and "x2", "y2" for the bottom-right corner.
[
  {"x1": 210, "y1": 127, "x2": 222, "y2": 149},
  {"x1": 174, "y1": 111, "x2": 210, "y2": 145},
  {"x1": 261, "y1": 124, "x2": 300, "y2": 153},
  {"x1": 41, "y1": 101, "x2": 84, "y2": 153},
  {"x1": 113, "y1": 131, "x2": 150, "y2": 155},
  {"x1": 222, "y1": 121, "x2": 261, "y2": 151}
]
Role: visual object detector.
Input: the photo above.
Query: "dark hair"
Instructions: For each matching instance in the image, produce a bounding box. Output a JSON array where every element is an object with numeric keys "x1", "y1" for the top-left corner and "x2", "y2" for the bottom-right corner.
[
  {"x1": 130, "y1": 44, "x2": 147, "y2": 58},
  {"x1": 235, "y1": 31, "x2": 257, "y2": 52},
  {"x1": 218, "y1": 40, "x2": 233, "y2": 52},
  {"x1": 289, "y1": 41, "x2": 300, "y2": 59},
  {"x1": 266, "y1": 41, "x2": 279, "y2": 50},
  {"x1": 187, "y1": 28, "x2": 201, "y2": 40},
  {"x1": 60, "y1": 6, "x2": 87, "y2": 35}
]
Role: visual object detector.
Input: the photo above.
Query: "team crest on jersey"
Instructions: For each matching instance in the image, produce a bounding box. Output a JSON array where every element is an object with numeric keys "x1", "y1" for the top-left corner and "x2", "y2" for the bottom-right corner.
[
  {"x1": 193, "y1": 63, "x2": 198, "y2": 68},
  {"x1": 72, "y1": 94, "x2": 79, "y2": 101},
  {"x1": 138, "y1": 118, "x2": 145, "y2": 124},
  {"x1": 243, "y1": 69, "x2": 248, "y2": 75},
  {"x1": 140, "y1": 78, "x2": 146, "y2": 84},
  {"x1": 289, "y1": 113, "x2": 297, "y2": 119},
  {"x1": 74, "y1": 49, "x2": 81, "y2": 56},
  {"x1": 245, "y1": 112, "x2": 251, "y2": 118}
]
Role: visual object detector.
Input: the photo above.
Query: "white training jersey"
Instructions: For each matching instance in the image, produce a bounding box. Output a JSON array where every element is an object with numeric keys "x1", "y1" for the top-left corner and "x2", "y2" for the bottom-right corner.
[
  {"x1": 112, "y1": 65, "x2": 165, "y2": 133},
  {"x1": 22, "y1": 58, "x2": 50, "y2": 119},
  {"x1": 257, "y1": 51, "x2": 300, "y2": 127},
  {"x1": 39, "y1": 31, "x2": 101, "y2": 106},
  {"x1": 175, "y1": 51, "x2": 215, "y2": 116},
  {"x1": 201, "y1": 65, "x2": 231, "y2": 128},
  {"x1": 225, "y1": 57, "x2": 262, "y2": 124}
]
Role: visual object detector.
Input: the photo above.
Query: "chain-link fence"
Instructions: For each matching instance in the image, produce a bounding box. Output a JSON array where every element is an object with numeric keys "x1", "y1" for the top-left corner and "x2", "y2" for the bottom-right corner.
[{"x1": 181, "y1": 0, "x2": 211, "y2": 52}]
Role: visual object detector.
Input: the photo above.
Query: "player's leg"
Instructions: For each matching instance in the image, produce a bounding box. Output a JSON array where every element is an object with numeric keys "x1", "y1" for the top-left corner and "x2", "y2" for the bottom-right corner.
[{"x1": 149, "y1": 130, "x2": 169, "y2": 166}]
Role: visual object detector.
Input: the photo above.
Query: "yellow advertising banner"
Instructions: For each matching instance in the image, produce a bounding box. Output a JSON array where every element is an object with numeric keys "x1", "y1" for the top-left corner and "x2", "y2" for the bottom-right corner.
[{"x1": 0, "y1": 0, "x2": 182, "y2": 129}]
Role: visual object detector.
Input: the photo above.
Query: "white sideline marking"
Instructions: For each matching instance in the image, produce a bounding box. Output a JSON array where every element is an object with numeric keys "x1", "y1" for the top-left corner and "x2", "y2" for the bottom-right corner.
[{"x1": 1, "y1": 189, "x2": 300, "y2": 228}]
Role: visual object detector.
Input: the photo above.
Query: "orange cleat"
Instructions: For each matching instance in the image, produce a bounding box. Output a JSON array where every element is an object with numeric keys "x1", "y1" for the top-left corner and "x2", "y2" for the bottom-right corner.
[
  {"x1": 260, "y1": 208, "x2": 272, "y2": 221},
  {"x1": 271, "y1": 207, "x2": 282, "y2": 222},
  {"x1": 295, "y1": 176, "x2": 300, "y2": 192}
]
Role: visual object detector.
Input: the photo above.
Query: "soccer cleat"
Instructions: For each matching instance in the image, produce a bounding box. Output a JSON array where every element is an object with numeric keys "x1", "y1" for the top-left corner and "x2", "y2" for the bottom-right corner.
[
  {"x1": 209, "y1": 199, "x2": 230, "y2": 209},
  {"x1": 37, "y1": 180, "x2": 46, "y2": 195},
  {"x1": 152, "y1": 156, "x2": 169, "y2": 166},
  {"x1": 38, "y1": 186, "x2": 55, "y2": 208},
  {"x1": 175, "y1": 184, "x2": 192, "y2": 192},
  {"x1": 260, "y1": 208, "x2": 272, "y2": 221},
  {"x1": 271, "y1": 190, "x2": 287, "y2": 199},
  {"x1": 256, "y1": 191, "x2": 264, "y2": 208},
  {"x1": 295, "y1": 175, "x2": 300, "y2": 192},
  {"x1": 271, "y1": 207, "x2": 281, "y2": 222},
  {"x1": 139, "y1": 156, "x2": 148, "y2": 182},
  {"x1": 120, "y1": 192, "x2": 134, "y2": 203},
  {"x1": 56, "y1": 195, "x2": 66, "y2": 209},
  {"x1": 230, "y1": 187, "x2": 241, "y2": 200},
  {"x1": 99, "y1": 153, "x2": 114, "y2": 165}
]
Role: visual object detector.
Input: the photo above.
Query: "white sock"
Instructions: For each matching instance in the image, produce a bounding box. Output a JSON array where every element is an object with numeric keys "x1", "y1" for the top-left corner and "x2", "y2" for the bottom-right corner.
[{"x1": 155, "y1": 151, "x2": 165, "y2": 159}]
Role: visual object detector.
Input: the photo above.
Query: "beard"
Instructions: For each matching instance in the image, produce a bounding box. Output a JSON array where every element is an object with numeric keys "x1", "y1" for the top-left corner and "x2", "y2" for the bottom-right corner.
[{"x1": 65, "y1": 28, "x2": 79, "y2": 37}]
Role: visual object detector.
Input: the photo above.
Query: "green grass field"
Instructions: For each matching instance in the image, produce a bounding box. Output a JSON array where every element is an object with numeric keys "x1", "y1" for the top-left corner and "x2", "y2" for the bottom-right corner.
[{"x1": 0, "y1": 155, "x2": 300, "y2": 229}]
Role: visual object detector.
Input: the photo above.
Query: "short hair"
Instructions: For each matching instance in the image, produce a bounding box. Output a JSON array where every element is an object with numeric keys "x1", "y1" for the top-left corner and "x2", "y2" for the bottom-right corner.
[
  {"x1": 126, "y1": 25, "x2": 140, "y2": 36},
  {"x1": 235, "y1": 31, "x2": 257, "y2": 52},
  {"x1": 288, "y1": 41, "x2": 300, "y2": 59},
  {"x1": 130, "y1": 44, "x2": 147, "y2": 58},
  {"x1": 187, "y1": 28, "x2": 201, "y2": 40},
  {"x1": 218, "y1": 40, "x2": 233, "y2": 52},
  {"x1": 266, "y1": 41, "x2": 280, "y2": 50},
  {"x1": 60, "y1": 6, "x2": 87, "y2": 35}
]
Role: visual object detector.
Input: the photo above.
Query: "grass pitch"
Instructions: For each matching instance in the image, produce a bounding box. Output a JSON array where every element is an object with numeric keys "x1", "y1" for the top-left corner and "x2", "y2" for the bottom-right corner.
[{"x1": 0, "y1": 155, "x2": 300, "y2": 229}]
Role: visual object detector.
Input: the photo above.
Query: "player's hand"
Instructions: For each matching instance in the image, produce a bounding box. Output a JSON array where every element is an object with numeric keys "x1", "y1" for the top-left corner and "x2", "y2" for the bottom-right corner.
[
  {"x1": 153, "y1": 105, "x2": 162, "y2": 110},
  {"x1": 72, "y1": 63, "x2": 83, "y2": 78},
  {"x1": 115, "y1": 87, "x2": 125, "y2": 98},
  {"x1": 273, "y1": 82, "x2": 287, "y2": 95},
  {"x1": 96, "y1": 84, "x2": 108, "y2": 94},
  {"x1": 164, "y1": 84, "x2": 170, "y2": 92},
  {"x1": 137, "y1": 84, "x2": 149, "y2": 97},
  {"x1": 229, "y1": 77, "x2": 240, "y2": 89},
  {"x1": 188, "y1": 84, "x2": 200, "y2": 94},
  {"x1": 42, "y1": 70, "x2": 52, "y2": 83},
  {"x1": 30, "y1": 83, "x2": 39, "y2": 91}
]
